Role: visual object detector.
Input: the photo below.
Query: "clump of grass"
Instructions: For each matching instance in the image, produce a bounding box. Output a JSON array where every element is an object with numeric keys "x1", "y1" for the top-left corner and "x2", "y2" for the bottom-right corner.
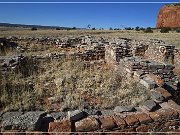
[
  {"x1": 0, "y1": 58, "x2": 150, "y2": 112},
  {"x1": 36, "y1": 60, "x2": 150, "y2": 111}
]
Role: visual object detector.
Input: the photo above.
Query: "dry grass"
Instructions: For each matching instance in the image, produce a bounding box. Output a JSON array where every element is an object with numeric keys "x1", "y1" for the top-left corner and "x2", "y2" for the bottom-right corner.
[
  {"x1": 34, "y1": 59, "x2": 150, "y2": 111},
  {"x1": 0, "y1": 59, "x2": 150, "y2": 111}
]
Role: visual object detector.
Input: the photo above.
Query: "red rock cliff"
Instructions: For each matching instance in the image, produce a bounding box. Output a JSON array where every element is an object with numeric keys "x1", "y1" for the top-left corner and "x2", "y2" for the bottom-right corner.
[{"x1": 156, "y1": 5, "x2": 180, "y2": 28}]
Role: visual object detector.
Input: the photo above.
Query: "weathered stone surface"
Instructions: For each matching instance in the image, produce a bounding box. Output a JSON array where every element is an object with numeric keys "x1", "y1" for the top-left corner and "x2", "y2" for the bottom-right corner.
[
  {"x1": 113, "y1": 115, "x2": 127, "y2": 129},
  {"x1": 167, "y1": 100, "x2": 180, "y2": 112},
  {"x1": 99, "y1": 116, "x2": 117, "y2": 130},
  {"x1": 124, "y1": 114, "x2": 139, "y2": 126},
  {"x1": 75, "y1": 117, "x2": 99, "y2": 132},
  {"x1": 147, "y1": 73, "x2": 164, "y2": 87},
  {"x1": 50, "y1": 112, "x2": 66, "y2": 120},
  {"x1": 48, "y1": 119, "x2": 71, "y2": 132},
  {"x1": 2, "y1": 111, "x2": 45, "y2": 131},
  {"x1": 1, "y1": 112, "x2": 23, "y2": 121},
  {"x1": 140, "y1": 78, "x2": 156, "y2": 89},
  {"x1": 119, "y1": 127, "x2": 136, "y2": 132},
  {"x1": 156, "y1": 5, "x2": 180, "y2": 28},
  {"x1": 150, "y1": 90, "x2": 165, "y2": 102},
  {"x1": 114, "y1": 106, "x2": 135, "y2": 113},
  {"x1": 159, "y1": 109, "x2": 179, "y2": 120},
  {"x1": 142, "y1": 100, "x2": 157, "y2": 111},
  {"x1": 135, "y1": 113, "x2": 153, "y2": 124},
  {"x1": 101, "y1": 109, "x2": 114, "y2": 116},
  {"x1": 136, "y1": 124, "x2": 150, "y2": 132},
  {"x1": 68, "y1": 110, "x2": 88, "y2": 121},
  {"x1": 149, "y1": 109, "x2": 179, "y2": 121},
  {"x1": 155, "y1": 87, "x2": 172, "y2": 100},
  {"x1": 165, "y1": 121, "x2": 180, "y2": 129},
  {"x1": 134, "y1": 70, "x2": 145, "y2": 79}
]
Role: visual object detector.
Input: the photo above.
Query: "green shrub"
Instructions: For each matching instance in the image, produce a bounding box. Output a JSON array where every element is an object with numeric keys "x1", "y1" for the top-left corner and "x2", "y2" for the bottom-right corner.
[
  {"x1": 176, "y1": 28, "x2": 180, "y2": 33},
  {"x1": 56, "y1": 27, "x2": 61, "y2": 30},
  {"x1": 144, "y1": 27, "x2": 153, "y2": 33},
  {"x1": 31, "y1": 27, "x2": 37, "y2": 31},
  {"x1": 125, "y1": 27, "x2": 134, "y2": 30},
  {"x1": 92, "y1": 27, "x2": 96, "y2": 30},
  {"x1": 160, "y1": 27, "x2": 171, "y2": 33},
  {"x1": 109, "y1": 27, "x2": 113, "y2": 30},
  {"x1": 135, "y1": 26, "x2": 140, "y2": 31},
  {"x1": 72, "y1": 27, "x2": 76, "y2": 30}
]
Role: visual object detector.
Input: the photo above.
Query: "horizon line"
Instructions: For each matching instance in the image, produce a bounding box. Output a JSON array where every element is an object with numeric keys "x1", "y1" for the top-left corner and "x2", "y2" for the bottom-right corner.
[{"x1": 0, "y1": 2, "x2": 179, "y2": 4}]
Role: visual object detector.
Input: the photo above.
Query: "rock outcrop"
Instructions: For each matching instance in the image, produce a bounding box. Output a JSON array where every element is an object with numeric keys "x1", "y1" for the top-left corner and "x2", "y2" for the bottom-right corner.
[{"x1": 156, "y1": 4, "x2": 180, "y2": 28}]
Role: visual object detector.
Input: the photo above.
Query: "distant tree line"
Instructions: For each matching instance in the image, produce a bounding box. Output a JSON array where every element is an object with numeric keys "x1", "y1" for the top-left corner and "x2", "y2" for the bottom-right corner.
[{"x1": 30, "y1": 24, "x2": 180, "y2": 33}]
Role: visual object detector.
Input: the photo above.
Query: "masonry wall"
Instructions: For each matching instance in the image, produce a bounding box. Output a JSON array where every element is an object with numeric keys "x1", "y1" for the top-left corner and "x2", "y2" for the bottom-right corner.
[
  {"x1": 174, "y1": 48, "x2": 180, "y2": 68},
  {"x1": 47, "y1": 100, "x2": 180, "y2": 133}
]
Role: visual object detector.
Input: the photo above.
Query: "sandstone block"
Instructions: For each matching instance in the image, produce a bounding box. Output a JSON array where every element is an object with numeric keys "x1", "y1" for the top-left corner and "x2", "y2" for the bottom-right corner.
[
  {"x1": 155, "y1": 87, "x2": 172, "y2": 100},
  {"x1": 99, "y1": 116, "x2": 117, "y2": 130},
  {"x1": 124, "y1": 114, "x2": 139, "y2": 126},
  {"x1": 136, "y1": 124, "x2": 150, "y2": 132},
  {"x1": 113, "y1": 115, "x2": 127, "y2": 129},
  {"x1": 48, "y1": 119, "x2": 71, "y2": 132},
  {"x1": 135, "y1": 113, "x2": 153, "y2": 124},
  {"x1": 75, "y1": 117, "x2": 99, "y2": 132}
]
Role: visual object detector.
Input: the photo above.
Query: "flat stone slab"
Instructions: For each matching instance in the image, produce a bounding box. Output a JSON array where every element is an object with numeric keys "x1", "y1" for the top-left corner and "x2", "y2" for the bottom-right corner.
[
  {"x1": 140, "y1": 78, "x2": 156, "y2": 89},
  {"x1": 68, "y1": 110, "x2": 88, "y2": 121},
  {"x1": 2, "y1": 111, "x2": 45, "y2": 131},
  {"x1": 114, "y1": 106, "x2": 135, "y2": 113},
  {"x1": 150, "y1": 90, "x2": 165, "y2": 102},
  {"x1": 2, "y1": 111, "x2": 23, "y2": 121},
  {"x1": 142, "y1": 100, "x2": 157, "y2": 112}
]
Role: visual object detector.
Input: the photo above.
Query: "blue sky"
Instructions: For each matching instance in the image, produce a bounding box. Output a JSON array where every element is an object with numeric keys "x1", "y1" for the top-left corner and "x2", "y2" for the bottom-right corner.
[{"x1": 0, "y1": 0, "x2": 179, "y2": 29}]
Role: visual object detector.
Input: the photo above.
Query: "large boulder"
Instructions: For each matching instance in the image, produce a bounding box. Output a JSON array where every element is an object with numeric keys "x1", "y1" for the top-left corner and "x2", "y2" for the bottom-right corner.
[{"x1": 156, "y1": 4, "x2": 180, "y2": 28}]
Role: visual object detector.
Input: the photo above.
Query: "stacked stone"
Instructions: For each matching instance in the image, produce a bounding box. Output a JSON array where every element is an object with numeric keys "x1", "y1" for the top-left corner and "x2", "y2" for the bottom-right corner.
[
  {"x1": 129, "y1": 40, "x2": 149, "y2": 57},
  {"x1": 93, "y1": 44, "x2": 105, "y2": 60},
  {"x1": 81, "y1": 36, "x2": 96, "y2": 45},
  {"x1": 124, "y1": 57, "x2": 175, "y2": 83},
  {"x1": 82, "y1": 49, "x2": 96, "y2": 61},
  {"x1": 145, "y1": 42, "x2": 175, "y2": 65},
  {"x1": 105, "y1": 43, "x2": 132, "y2": 63},
  {"x1": 45, "y1": 99, "x2": 180, "y2": 133},
  {"x1": 174, "y1": 48, "x2": 180, "y2": 67},
  {"x1": 0, "y1": 55, "x2": 25, "y2": 74},
  {"x1": 124, "y1": 57, "x2": 142, "y2": 72}
]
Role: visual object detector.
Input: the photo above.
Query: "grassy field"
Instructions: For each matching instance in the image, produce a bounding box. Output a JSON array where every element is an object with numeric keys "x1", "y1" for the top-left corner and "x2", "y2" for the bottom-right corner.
[{"x1": 0, "y1": 27, "x2": 180, "y2": 47}]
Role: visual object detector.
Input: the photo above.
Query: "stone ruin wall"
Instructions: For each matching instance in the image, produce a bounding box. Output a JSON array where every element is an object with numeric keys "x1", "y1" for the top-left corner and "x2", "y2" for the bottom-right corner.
[
  {"x1": 0, "y1": 36, "x2": 180, "y2": 133},
  {"x1": 1, "y1": 99, "x2": 180, "y2": 133},
  {"x1": 174, "y1": 48, "x2": 180, "y2": 68},
  {"x1": 48, "y1": 101, "x2": 180, "y2": 133},
  {"x1": 3, "y1": 36, "x2": 179, "y2": 67}
]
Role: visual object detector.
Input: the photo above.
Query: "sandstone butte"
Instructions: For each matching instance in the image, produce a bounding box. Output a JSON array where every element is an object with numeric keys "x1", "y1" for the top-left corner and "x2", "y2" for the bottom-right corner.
[{"x1": 156, "y1": 4, "x2": 180, "y2": 28}]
